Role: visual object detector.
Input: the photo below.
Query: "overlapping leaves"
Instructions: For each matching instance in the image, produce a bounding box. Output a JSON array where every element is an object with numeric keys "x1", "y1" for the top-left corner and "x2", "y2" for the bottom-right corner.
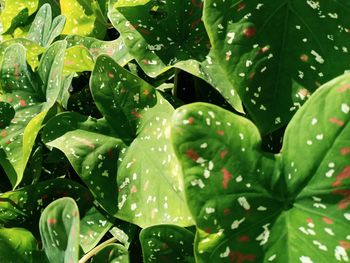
[
  {"x1": 43, "y1": 55, "x2": 192, "y2": 228},
  {"x1": 171, "y1": 74, "x2": 350, "y2": 262}
]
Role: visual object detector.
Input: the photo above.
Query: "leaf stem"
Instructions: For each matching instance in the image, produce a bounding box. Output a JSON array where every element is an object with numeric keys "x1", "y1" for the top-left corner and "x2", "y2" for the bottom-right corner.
[{"x1": 79, "y1": 237, "x2": 118, "y2": 263}]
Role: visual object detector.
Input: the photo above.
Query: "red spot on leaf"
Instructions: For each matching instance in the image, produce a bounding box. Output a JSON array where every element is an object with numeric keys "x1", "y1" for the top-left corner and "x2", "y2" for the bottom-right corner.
[
  {"x1": 47, "y1": 218, "x2": 57, "y2": 225},
  {"x1": 131, "y1": 185, "x2": 137, "y2": 193},
  {"x1": 204, "y1": 228, "x2": 212, "y2": 233},
  {"x1": 108, "y1": 149, "x2": 113, "y2": 158},
  {"x1": 224, "y1": 208, "x2": 231, "y2": 215},
  {"x1": 191, "y1": 0, "x2": 203, "y2": 8},
  {"x1": 1, "y1": 130, "x2": 6, "y2": 137},
  {"x1": 243, "y1": 27, "x2": 256, "y2": 38},
  {"x1": 249, "y1": 72, "x2": 256, "y2": 80},
  {"x1": 14, "y1": 63, "x2": 19, "y2": 80},
  {"x1": 19, "y1": 100, "x2": 26, "y2": 107},
  {"x1": 220, "y1": 149, "x2": 228, "y2": 159},
  {"x1": 143, "y1": 89, "x2": 150, "y2": 96},
  {"x1": 238, "y1": 235, "x2": 250, "y2": 242},
  {"x1": 340, "y1": 147, "x2": 350, "y2": 156},
  {"x1": 186, "y1": 149, "x2": 199, "y2": 161},
  {"x1": 340, "y1": 241, "x2": 350, "y2": 249},
  {"x1": 108, "y1": 72, "x2": 114, "y2": 78},
  {"x1": 332, "y1": 166, "x2": 350, "y2": 187},
  {"x1": 237, "y1": 3, "x2": 246, "y2": 11},
  {"x1": 337, "y1": 84, "x2": 350, "y2": 92},
  {"x1": 306, "y1": 218, "x2": 313, "y2": 224},
  {"x1": 229, "y1": 251, "x2": 256, "y2": 263},
  {"x1": 7, "y1": 97, "x2": 13, "y2": 103},
  {"x1": 187, "y1": 117, "x2": 194, "y2": 124},
  {"x1": 258, "y1": 46, "x2": 270, "y2": 54},
  {"x1": 140, "y1": 28, "x2": 150, "y2": 35},
  {"x1": 329, "y1": 117, "x2": 344, "y2": 127},
  {"x1": 42, "y1": 194, "x2": 48, "y2": 200},
  {"x1": 222, "y1": 168, "x2": 232, "y2": 189},
  {"x1": 217, "y1": 130, "x2": 225, "y2": 136},
  {"x1": 131, "y1": 109, "x2": 142, "y2": 118},
  {"x1": 191, "y1": 19, "x2": 202, "y2": 29},
  {"x1": 333, "y1": 189, "x2": 350, "y2": 209},
  {"x1": 300, "y1": 54, "x2": 309, "y2": 62},
  {"x1": 322, "y1": 217, "x2": 333, "y2": 224}
]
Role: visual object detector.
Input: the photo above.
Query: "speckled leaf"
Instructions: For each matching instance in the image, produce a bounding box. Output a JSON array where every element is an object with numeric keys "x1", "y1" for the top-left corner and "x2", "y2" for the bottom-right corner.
[
  {"x1": 39, "y1": 197, "x2": 80, "y2": 263},
  {"x1": 27, "y1": 4, "x2": 66, "y2": 47},
  {"x1": 0, "y1": 38, "x2": 45, "y2": 69},
  {"x1": 0, "y1": 178, "x2": 92, "y2": 231},
  {"x1": 109, "y1": 224, "x2": 136, "y2": 249},
  {"x1": 0, "y1": 227, "x2": 41, "y2": 263},
  {"x1": 80, "y1": 206, "x2": 113, "y2": 253},
  {"x1": 90, "y1": 243, "x2": 130, "y2": 263},
  {"x1": 63, "y1": 46, "x2": 95, "y2": 75},
  {"x1": 0, "y1": 0, "x2": 38, "y2": 34},
  {"x1": 0, "y1": 41, "x2": 66, "y2": 188},
  {"x1": 90, "y1": 55, "x2": 193, "y2": 227},
  {"x1": 203, "y1": 1, "x2": 350, "y2": 134},
  {"x1": 171, "y1": 73, "x2": 350, "y2": 262},
  {"x1": 61, "y1": 0, "x2": 107, "y2": 39},
  {"x1": 108, "y1": 0, "x2": 243, "y2": 112},
  {"x1": 140, "y1": 225, "x2": 195, "y2": 262},
  {"x1": 65, "y1": 34, "x2": 133, "y2": 66}
]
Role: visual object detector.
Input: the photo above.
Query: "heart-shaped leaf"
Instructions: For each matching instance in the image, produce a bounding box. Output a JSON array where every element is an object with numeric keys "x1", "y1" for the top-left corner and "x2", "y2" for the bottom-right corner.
[
  {"x1": 60, "y1": 0, "x2": 107, "y2": 39},
  {"x1": 171, "y1": 73, "x2": 350, "y2": 262},
  {"x1": 203, "y1": 0, "x2": 350, "y2": 134},
  {"x1": 39, "y1": 197, "x2": 80, "y2": 263},
  {"x1": 0, "y1": 41, "x2": 66, "y2": 187},
  {"x1": 80, "y1": 206, "x2": 113, "y2": 253},
  {"x1": 27, "y1": 3, "x2": 66, "y2": 47},
  {"x1": 43, "y1": 55, "x2": 193, "y2": 227},
  {"x1": 0, "y1": 227, "x2": 41, "y2": 263},
  {"x1": 140, "y1": 225, "x2": 195, "y2": 262}
]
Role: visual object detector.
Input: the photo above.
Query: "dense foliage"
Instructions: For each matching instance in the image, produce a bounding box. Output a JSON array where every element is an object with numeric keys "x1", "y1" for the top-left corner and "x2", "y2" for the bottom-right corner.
[{"x1": 0, "y1": 1, "x2": 349, "y2": 262}]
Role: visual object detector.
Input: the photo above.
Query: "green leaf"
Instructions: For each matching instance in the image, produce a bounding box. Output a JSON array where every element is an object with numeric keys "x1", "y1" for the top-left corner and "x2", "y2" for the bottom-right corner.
[
  {"x1": 80, "y1": 207, "x2": 113, "y2": 253},
  {"x1": 140, "y1": 225, "x2": 195, "y2": 263},
  {"x1": 61, "y1": 0, "x2": 107, "y2": 39},
  {"x1": 43, "y1": 55, "x2": 193, "y2": 228},
  {"x1": 171, "y1": 73, "x2": 350, "y2": 262},
  {"x1": 107, "y1": 0, "x2": 243, "y2": 112},
  {"x1": 0, "y1": 41, "x2": 66, "y2": 188},
  {"x1": 0, "y1": 101, "x2": 15, "y2": 128},
  {"x1": 39, "y1": 197, "x2": 80, "y2": 263},
  {"x1": 203, "y1": 0, "x2": 350, "y2": 133},
  {"x1": 63, "y1": 46, "x2": 95, "y2": 75},
  {"x1": 27, "y1": 3, "x2": 66, "y2": 47},
  {"x1": 0, "y1": 178, "x2": 93, "y2": 231},
  {"x1": 90, "y1": 243, "x2": 129, "y2": 263},
  {"x1": 0, "y1": 227, "x2": 39, "y2": 263},
  {"x1": 0, "y1": 0, "x2": 38, "y2": 34}
]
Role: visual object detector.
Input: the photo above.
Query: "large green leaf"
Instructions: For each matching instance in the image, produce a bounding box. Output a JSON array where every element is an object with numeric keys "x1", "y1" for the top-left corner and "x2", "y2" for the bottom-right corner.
[
  {"x1": 39, "y1": 197, "x2": 80, "y2": 263},
  {"x1": 0, "y1": 227, "x2": 40, "y2": 263},
  {"x1": 0, "y1": 41, "x2": 66, "y2": 188},
  {"x1": 61, "y1": 0, "x2": 107, "y2": 39},
  {"x1": 203, "y1": 0, "x2": 350, "y2": 133},
  {"x1": 171, "y1": 73, "x2": 350, "y2": 262},
  {"x1": 43, "y1": 55, "x2": 193, "y2": 227},
  {"x1": 140, "y1": 225, "x2": 195, "y2": 262}
]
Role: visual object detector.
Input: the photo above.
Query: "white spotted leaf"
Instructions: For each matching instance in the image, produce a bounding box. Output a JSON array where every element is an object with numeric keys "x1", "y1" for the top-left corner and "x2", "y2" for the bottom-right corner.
[
  {"x1": 39, "y1": 197, "x2": 80, "y2": 263},
  {"x1": 90, "y1": 243, "x2": 130, "y2": 263},
  {"x1": 203, "y1": 0, "x2": 350, "y2": 134},
  {"x1": 140, "y1": 225, "x2": 195, "y2": 263},
  {"x1": 171, "y1": 73, "x2": 350, "y2": 262}
]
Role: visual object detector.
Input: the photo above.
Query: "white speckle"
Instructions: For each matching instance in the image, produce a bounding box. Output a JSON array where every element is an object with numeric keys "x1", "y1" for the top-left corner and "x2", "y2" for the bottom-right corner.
[
  {"x1": 227, "y1": 32, "x2": 236, "y2": 44},
  {"x1": 238, "y1": 197, "x2": 250, "y2": 210},
  {"x1": 205, "y1": 207, "x2": 215, "y2": 214},
  {"x1": 299, "y1": 256, "x2": 313, "y2": 263},
  {"x1": 335, "y1": 246, "x2": 349, "y2": 261},
  {"x1": 325, "y1": 169, "x2": 335, "y2": 178},
  {"x1": 257, "y1": 206, "x2": 267, "y2": 211},
  {"x1": 200, "y1": 143, "x2": 207, "y2": 148},
  {"x1": 220, "y1": 246, "x2": 230, "y2": 258},
  {"x1": 341, "y1": 103, "x2": 350, "y2": 114},
  {"x1": 344, "y1": 213, "x2": 350, "y2": 221},
  {"x1": 236, "y1": 175, "x2": 243, "y2": 182},
  {"x1": 311, "y1": 118, "x2": 318, "y2": 125},
  {"x1": 316, "y1": 134, "x2": 323, "y2": 140},
  {"x1": 231, "y1": 217, "x2": 245, "y2": 230},
  {"x1": 256, "y1": 224, "x2": 270, "y2": 246},
  {"x1": 268, "y1": 254, "x2": 276, "y2": 261},
  {"x1": 311, "y1": 50, "x2": 324, "y2": 64}
]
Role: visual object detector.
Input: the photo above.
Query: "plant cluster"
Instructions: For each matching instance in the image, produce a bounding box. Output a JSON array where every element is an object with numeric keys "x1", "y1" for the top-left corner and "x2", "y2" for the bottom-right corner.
[{"x1": 0, "y1": 0, "x2": 349, "y2": 262}]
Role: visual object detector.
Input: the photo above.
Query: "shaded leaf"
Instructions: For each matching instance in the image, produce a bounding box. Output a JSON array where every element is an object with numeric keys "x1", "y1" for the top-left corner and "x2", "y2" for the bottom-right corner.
[{"x1": 90, "y1": 243, "x2": 129, "y2": 263}]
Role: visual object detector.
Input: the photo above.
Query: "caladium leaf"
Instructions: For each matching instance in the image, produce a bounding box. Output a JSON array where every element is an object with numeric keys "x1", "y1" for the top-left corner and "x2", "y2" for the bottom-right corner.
[
  {"x1": 108, "y1": 0, "x2": 243, "y2": 112},
  {"x1": 203, "y1": 0, "x2": 350, "y2": 134},
  {"x1": 43, "y1": 55, "x2": 193, "y2": 228},
  {"x1": 63, "y1": 46, "x2": 95, "y2": 75},
  {"x1": 0, "y1": 227, "x2": 41, "y2": 263},
  {"x1": 60, "y1": 0, "x2": 107, "y2": 39},
  {"x1": 27, "y1": 3, "x2": 66, "y2": 47},
  {"x1": 65, "y1": 34, "x2": 133, "y2": 67},
  {"x1": 0, "y1": 178, "x2": 93, "y2": 231},
  {"x1": 140, "y1": 225, "x2": 195, "y2": 262},
  {"x1": 80, "y1": 206, "x2": 113, "y2": 253},
  {"x1": 90, "y1": 243, "x2": 130, "y2": 263},
  {"x1": 39, "y1": 197, "x2": 80, "y2": 263},
  {"x1": 0, "y1": 0, "x2": 38, "y2": 34},
  {"x1": 0, "y1": 38, "x2": 45, "y2": 69},
  {"x1": 171, "y1": 73, "x2": 350, "y2": 262},
  {"x1": 0, "y1": 41, "x2": 66, "y2": 188}
]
